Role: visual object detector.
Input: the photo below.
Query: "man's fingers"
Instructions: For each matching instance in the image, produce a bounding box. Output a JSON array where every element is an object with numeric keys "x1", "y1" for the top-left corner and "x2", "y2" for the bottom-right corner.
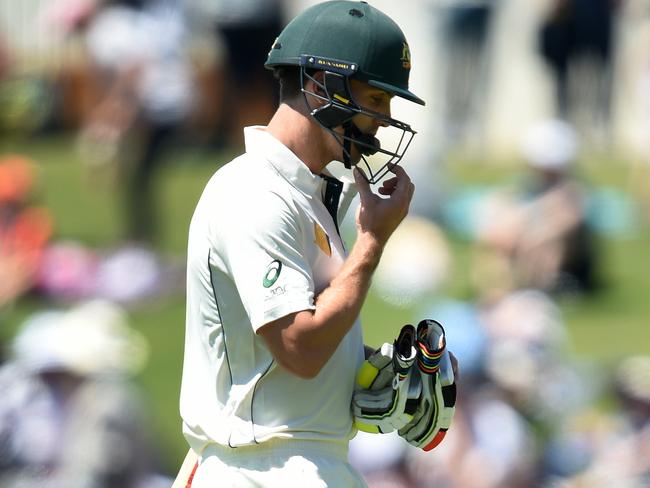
[
  {"x1": 390, "y1": 169, "x2": 413, "y2": 199},
  {"x1": 382, "y1": 177, "x2": 398, "y2": 188},
  {"x1": 353, "y1": 167, "x2": 373, "y2": 199},
  {"x1": 389, "y1": 163, "x2": 407, "y2": 177},
  {"x1": 387, "y1": 164, "x2": 410, "y2": 186},
  {"x1": 378, "y1": 177, "x2": 398, "y2": 195}
]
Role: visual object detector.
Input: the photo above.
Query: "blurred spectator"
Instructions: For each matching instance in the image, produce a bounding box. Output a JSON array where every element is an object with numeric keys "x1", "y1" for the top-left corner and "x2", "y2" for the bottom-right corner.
[
  {"x1": 0, "y1": 151, "x2": 181, "y2": 308},
  {"x1": 422, "y1": 298, "x2": 488, "y2": 382},
  {"x1": 615, "y1": 356, "x2": 650, "y2": 431},
  {"x1": 185, "y1": 0, "x2": 282, "y2": 149},
  {"x1": 70, "y1": 0, "x2": 194, "y2": 245},
  {"x1": 479, "y1": 288, "x2": 599, "y2": 427},
  {"x1": 349, "y1": 431, "x2": 413, "y2": 488},
  {"x1": 0, "y1": 155, "x2": 53, "y2": 308},
  {"x1": 473, "y1": 118, "x2": 600, "y2": 298},
  {"x1": 0, "y1": 28, "x2": 57, "y2": 135},
  {"x1": 438, "y1": 0, "x2": 497, "y2": 148},
  {"x1": 615, "y1": 0, "x2": 650, "y2": 225},
  {"x1": 372, "y1": 216, "x2": 452, "y2": 309},
  {"x1": 33, "y1": 240, "x2": 184, "y2": 306},
  {"x1": 543, "y1": 355, "x2": 650, "y2": 486},
  {"x1": 404, "y1": 288, "x2": 597, "y2": 487},
  {"x1": 0, "y1": 31, "x2": 8, "y2": 80},
  {"x1": 404, "y1": 381, "x2": 538, "y2": 488},
  {"x1": 0, "y1": 299, "x2": 172, "y2": 488},
  {"x1": 537, "y1": 0, "x2": 621, "y2": 139}
]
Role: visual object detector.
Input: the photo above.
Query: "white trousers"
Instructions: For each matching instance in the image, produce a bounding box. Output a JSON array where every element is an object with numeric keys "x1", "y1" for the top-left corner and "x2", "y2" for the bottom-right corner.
[{"x1": 191, "y1": 438, "x2": 368, "y2": 488}]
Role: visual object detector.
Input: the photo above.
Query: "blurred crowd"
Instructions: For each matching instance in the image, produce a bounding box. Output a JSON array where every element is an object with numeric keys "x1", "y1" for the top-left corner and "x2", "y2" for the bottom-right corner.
[
  {"x1": 0, "y1": 300, "x2": 172, "y2": 488},
  {"x1": 2, "y1": 0, "x2": 650, "y2": 235},
  {"x1": 1, "y1": 0, "x2": 650, "y2": 486},
  {"x1": 354, "y1": 114, "x2": 649, "y2": 487}
]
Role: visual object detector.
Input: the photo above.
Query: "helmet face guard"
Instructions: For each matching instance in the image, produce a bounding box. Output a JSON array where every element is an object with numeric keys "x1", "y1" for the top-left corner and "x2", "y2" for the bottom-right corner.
[{"x1": 299, "y1": 55, "x2": 417, "y2": 184}]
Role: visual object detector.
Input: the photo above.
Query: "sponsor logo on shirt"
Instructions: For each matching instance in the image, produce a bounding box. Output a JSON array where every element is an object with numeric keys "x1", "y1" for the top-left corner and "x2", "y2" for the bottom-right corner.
[
  {"x1": 263, "y1": 259, "x2": 282, "y2": 288},
  {"x1": 265, "y1": 284, "x2": 287, "y2": 301}
]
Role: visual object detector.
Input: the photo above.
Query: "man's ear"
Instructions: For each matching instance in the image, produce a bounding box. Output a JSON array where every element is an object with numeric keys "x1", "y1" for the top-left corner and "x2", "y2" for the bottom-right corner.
[{"x1": 306, "y1": 70, "x2": 327, "y2": 97}]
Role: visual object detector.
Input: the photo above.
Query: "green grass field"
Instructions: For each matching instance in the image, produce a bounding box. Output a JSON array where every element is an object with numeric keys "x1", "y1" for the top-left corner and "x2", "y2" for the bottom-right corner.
[{"x1": 1, "y1": 134, "x2": 649, "y2": 473}]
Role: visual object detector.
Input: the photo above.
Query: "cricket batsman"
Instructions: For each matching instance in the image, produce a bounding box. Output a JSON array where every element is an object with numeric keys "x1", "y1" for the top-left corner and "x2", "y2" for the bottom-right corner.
[{"x1": 177, "y1": 2, "x2": 457, "y2": 486}]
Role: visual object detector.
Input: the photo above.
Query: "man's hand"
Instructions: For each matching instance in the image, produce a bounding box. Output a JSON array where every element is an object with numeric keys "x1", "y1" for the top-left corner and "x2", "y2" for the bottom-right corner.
[
  {"x1": 353, "y1": 325, "x2": 421, "y2": 434},
  {"x1": 257, "y1": 167, "x2": 413, "y2": 380},
  {"x1": 352, "y1": 320, "x2": 458, "y2": 445},
  {"x1": 353, "y1": 165, "x2": 414, "y2": 247},
  {"x1": 398, "y1": 319, "x2": 457, "y2": 451}
]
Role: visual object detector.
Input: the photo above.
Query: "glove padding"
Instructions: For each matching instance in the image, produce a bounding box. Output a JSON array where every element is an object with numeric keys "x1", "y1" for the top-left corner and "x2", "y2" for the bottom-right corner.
[
  {"x1": 398, "y1": 319, "x2": 457, "y2": 451},
  {"x1": 353, "y1": 324, "x2": 421, "y2": 434}
]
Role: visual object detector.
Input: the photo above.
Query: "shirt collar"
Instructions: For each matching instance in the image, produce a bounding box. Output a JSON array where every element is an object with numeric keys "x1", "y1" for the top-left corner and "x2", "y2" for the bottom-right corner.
[{"x1": 244, "y1": 126, "x2": 322, "y2": 198}]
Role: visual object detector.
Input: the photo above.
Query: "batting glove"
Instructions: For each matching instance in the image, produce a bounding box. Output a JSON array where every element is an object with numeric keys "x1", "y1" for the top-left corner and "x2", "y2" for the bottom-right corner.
[
  {"x1": 353, "y1": 324, "x2": 421, "y2": 434},
  {"x1": 398, "y1": 319, "x2": 457, "y2": 451}
]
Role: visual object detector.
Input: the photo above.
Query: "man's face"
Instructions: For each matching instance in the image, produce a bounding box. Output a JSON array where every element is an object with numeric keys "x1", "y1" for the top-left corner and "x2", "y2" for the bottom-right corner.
[
  {"x1": 349, "y1": 79, "x2": 393, "y2": 130},
  {"x1": 332, "y1": 79, "x2": 393, "y2": 163}
]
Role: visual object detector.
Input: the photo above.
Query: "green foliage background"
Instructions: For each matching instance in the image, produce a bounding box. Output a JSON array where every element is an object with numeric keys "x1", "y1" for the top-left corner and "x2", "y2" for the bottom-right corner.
[{"x1": 1, "y1": 135, "x2": 649, "y2": 474}]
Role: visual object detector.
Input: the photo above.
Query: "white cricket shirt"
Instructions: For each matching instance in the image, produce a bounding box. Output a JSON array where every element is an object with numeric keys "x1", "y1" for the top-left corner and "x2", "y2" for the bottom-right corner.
[{"x1": 180, "y1": 126, "x2": 364, "y2": 453}]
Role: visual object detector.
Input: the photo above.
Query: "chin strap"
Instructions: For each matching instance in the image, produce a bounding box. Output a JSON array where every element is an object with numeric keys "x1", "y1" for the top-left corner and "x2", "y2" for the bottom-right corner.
[{"x1": 342, "y1": 122, "x2": 354, "y2": 169}]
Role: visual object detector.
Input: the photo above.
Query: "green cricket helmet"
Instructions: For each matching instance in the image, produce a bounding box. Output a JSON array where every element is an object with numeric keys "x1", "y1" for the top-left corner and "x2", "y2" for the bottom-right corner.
[{"x1": 265, "y1": 0, "x2": 425, "y2": 184}]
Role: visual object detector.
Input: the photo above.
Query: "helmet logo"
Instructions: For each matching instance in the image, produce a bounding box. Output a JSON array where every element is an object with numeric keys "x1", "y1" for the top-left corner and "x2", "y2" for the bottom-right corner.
[{"x1": 401, "y1": 42, "x2": 411, "y2": 69}]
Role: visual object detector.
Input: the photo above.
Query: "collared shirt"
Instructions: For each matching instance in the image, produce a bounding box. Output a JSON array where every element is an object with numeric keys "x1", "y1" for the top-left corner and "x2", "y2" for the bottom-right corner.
[{"x1": 180, "y1": 126, "x2": 364, "y2": 452}]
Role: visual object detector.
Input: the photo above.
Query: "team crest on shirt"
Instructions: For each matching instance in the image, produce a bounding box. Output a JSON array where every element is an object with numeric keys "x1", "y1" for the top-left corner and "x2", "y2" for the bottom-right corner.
[{"x1": 313, "y1": 222, "x2": 331, "y2": 257}]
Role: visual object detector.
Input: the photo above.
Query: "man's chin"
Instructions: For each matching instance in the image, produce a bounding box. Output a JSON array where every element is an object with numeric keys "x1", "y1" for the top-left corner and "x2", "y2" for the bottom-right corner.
[{"x1": 337, "y1": 149, "x2": 362, "y2": 166}]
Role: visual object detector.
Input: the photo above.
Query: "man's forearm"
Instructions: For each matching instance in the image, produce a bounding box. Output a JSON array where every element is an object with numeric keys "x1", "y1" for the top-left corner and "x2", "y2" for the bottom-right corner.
[
  {"x1": 259, "y1": 233, "x2": 383, "y2": 379},
  {"x1": 310, "y1": 233, "x2": 382, "y2": 345},
  {"x1": 259, "y1": 164, "x2": 413, "y2": 378}
]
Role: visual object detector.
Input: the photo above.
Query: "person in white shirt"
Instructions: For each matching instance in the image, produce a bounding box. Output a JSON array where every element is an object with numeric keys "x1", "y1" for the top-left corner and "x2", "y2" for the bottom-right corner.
[{"x1": 179, "y1": 2, "x2": 426, "y2": 486}]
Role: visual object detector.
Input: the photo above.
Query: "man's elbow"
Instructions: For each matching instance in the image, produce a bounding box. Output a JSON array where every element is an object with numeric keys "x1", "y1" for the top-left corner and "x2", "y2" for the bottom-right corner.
[
  {"x1": 275, "y1": 349, "x2": 325, "y2": 380},
  {"x1": 288, "y1": 365, "x2": 321, "y2": 380},
  {"x1": 258, "y1": 312, "x2": 328, "y2": 379}
]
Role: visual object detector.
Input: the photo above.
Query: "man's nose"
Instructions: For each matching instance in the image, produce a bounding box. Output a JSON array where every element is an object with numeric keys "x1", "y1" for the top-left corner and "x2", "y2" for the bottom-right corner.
[
  {"x1": 378, "y1": 104, "x2": 391, "y2": 127},
  {"x1": 376, "y1": 118, "x2": 390, "y2": 129}
]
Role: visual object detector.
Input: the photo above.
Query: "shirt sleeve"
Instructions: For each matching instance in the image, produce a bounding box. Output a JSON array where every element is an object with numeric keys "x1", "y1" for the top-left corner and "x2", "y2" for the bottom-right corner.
[{"x1": 215, "y1": 190, "x2": 315, "y2": 331}]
